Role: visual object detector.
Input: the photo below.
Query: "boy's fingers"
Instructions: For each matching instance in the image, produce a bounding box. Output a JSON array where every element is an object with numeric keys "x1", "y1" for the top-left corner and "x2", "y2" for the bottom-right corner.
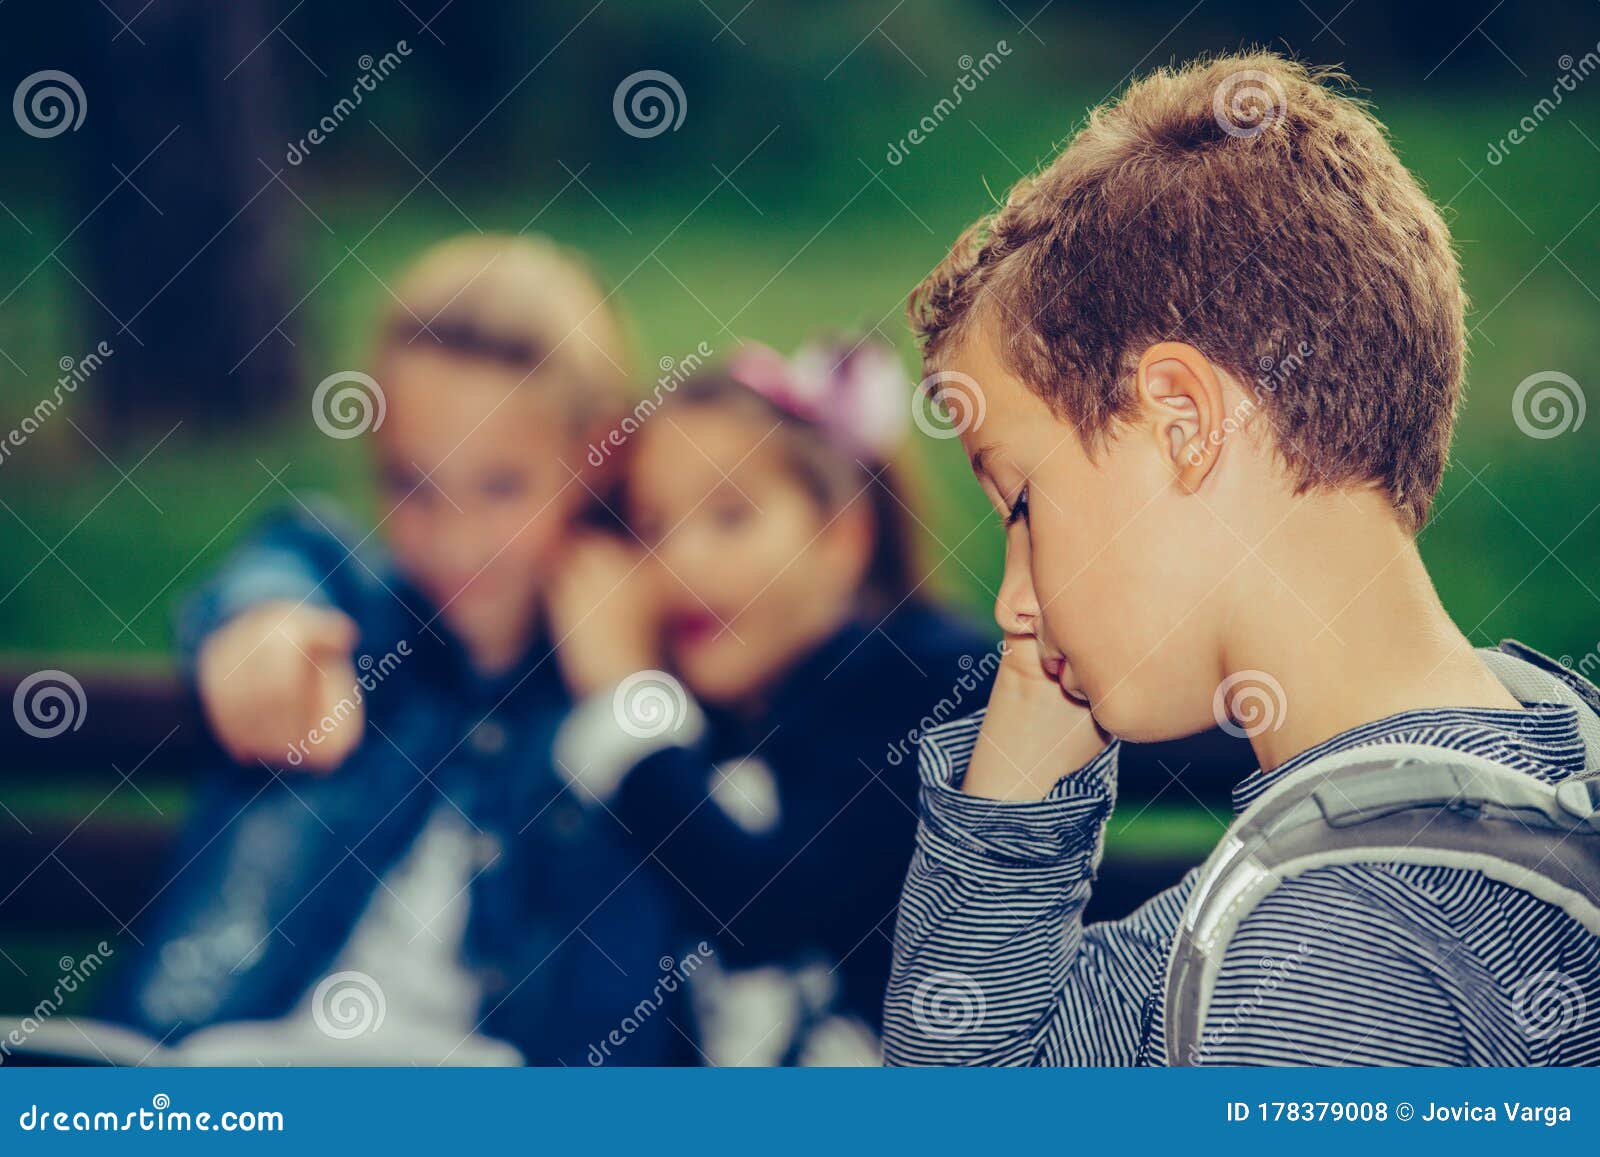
[
  {"x1": 197, "y1": 604, "x2": 356, "y2": 770},
  {"x1": 296, "y1": 607, "x2": 360, "y2": 656},
  {"x1": 251, "y1": 650, "x2": 308, "y2": 764},
  {"x1": 296, "y1": 652, "x2": 364, "y2": 772},
  {"x1": 206, "y1": 657, "x2": 289, "y2": 766}
]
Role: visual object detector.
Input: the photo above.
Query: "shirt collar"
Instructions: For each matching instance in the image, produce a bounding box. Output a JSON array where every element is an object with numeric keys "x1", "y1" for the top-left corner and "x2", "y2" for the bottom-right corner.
[{"x1": 1230, "y1": 701, "x2": 1587, "y2": 815}]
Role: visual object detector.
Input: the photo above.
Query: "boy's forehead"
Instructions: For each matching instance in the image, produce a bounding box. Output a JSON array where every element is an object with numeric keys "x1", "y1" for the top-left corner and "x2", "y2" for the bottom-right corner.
[
  {"x1": 937, "y1": 337, "x2": 1043, "y2": 437},
  {"x1": 379, "y1": 365, "x2": 582, "y2": 459}
]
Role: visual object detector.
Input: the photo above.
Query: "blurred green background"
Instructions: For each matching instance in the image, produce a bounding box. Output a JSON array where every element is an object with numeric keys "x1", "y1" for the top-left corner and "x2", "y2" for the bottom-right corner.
[
  {"x1": 0, "y1": 0, "x2": 1596, "y2": 1015},
  {"x1": 1, "y1": 0, "x2": 1596, "y2": 660}
]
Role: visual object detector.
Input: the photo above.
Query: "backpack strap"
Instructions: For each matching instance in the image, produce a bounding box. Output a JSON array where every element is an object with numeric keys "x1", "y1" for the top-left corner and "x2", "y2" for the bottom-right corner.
[
  {"x1": 1164, "y1": 640, "x2": 1600, "y2": 1067},
  {"x1": 1163, "y1": 743, "x2": 1600, "y2": 1066},
  {"x1": 1487, "y1": 640, "x2": 1600, "y2": 766}
]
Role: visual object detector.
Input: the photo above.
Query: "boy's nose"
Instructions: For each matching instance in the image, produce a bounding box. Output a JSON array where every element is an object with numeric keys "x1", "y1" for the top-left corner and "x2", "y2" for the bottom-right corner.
[
  {"x1": 994, "y1": 523, "x2": 1040, "y2": 636},
  {"x1": 995, "y1": 562, "x2": 1039, "y2": 637}
]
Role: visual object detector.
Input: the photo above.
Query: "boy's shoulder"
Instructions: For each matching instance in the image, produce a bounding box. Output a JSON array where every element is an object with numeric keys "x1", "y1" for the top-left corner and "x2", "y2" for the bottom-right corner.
[
  {"x1": 244, "y1": 495, "x2": 376, "y2": 564},
  {"x1": 1195, "y1": 862, "x2": 1532, "y2": 1064},
  {"x1": 183, "y1": 495, "x2": 410, "y2": 649},
  {"x1": 1171, "y1": 647, "x2": 1600, "y2": 1064}
]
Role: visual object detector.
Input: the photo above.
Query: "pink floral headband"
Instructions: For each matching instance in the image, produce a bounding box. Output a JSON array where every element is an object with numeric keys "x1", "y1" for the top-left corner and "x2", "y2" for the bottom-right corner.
[{"x1": 725, "y1": 337, "x2": 911, "y2": 463}]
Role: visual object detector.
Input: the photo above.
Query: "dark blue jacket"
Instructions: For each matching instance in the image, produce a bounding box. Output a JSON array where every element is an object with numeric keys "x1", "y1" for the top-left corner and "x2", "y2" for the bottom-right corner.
[
  {"x1": 103, "y1": 503, "x2": 691, "y2": 1066},
  {"x1": 610, "y1": 601, "x2": 996, "y2": 1050}
]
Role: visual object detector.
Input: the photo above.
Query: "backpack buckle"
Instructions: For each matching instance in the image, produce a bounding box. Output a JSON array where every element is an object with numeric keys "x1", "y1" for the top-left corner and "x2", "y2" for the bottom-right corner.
[
  {"x1": 1312, "y1": 761, "x2": 1471, "y2": 828},
  {"x1": 1554, "y1": 778, "x2": 1600, "y2": 829}
]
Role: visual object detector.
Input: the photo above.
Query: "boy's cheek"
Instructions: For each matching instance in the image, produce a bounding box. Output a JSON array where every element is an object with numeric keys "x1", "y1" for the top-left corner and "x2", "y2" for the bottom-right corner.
[
  {"x1": 1088, "y1": 602, "x2": 1224, "y2": 742},
  {"x1": 381, "y1": 513, "x2": 431, "y2": 578},
  {"x1": 1031, "y1": 517, "x2": 1114, "y2": 619}
]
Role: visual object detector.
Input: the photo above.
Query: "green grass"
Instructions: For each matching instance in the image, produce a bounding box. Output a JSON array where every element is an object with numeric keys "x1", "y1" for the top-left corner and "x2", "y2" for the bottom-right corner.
[
  {"x1": 0, "y1": 781, "x2": 190, "y2": 825},
  {"x1": 1103, "y1": 803, "x2": 1231, "y2": 859}
]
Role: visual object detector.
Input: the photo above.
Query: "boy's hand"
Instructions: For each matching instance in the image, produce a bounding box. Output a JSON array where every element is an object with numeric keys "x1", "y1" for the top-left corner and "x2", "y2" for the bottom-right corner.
[
  {"x1": 195, "y1": 601, "x2": 364, "y2": 773},
  {"x1": 963, "y1": 633, "x2": 1108, "y2": 801},
  {"x1": 546, "y1": 532, "x2": 662, "y2": 698}
]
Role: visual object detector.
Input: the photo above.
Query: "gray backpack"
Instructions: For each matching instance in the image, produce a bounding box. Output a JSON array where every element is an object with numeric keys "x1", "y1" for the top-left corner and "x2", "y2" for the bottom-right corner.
[{"x1": 1164, "y1": 641, "x2": 1600, "y2": 1066}]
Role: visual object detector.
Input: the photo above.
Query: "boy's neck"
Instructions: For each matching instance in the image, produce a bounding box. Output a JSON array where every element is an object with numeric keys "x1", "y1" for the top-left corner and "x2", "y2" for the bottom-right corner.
[
  {"x1": 1222, "y1": 492, "x2": 1522, "y2": 771},
  {"x1": 459, "y1": 616, "x2": 540, "y2": 681}
]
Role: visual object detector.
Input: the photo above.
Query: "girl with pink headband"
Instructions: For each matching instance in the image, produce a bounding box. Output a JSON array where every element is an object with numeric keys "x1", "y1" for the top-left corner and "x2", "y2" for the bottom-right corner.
[{"x1": 546, "y1": 336, "x2": 996, "y2": 1065}]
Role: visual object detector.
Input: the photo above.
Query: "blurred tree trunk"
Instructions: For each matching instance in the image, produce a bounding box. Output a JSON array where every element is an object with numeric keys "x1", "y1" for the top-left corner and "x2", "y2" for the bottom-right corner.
[{"x1": 78, "y1": 0, "x2": 296, "y2": 431}]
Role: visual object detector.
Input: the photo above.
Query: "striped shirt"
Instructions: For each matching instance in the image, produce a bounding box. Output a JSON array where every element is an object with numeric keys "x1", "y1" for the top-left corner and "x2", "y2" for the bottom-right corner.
[{"x1": 884, "y1": 702, "x2": 1600, "y2": 1066}]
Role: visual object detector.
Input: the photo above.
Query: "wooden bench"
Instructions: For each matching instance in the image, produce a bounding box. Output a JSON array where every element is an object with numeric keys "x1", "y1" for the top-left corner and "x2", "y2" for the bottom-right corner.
[
  {"x1": 0, "y1": 655, "x2": 1255, "y2": 937},
  {"x1": 0, "y1": 657, "x2": 203, "y2": 934}
]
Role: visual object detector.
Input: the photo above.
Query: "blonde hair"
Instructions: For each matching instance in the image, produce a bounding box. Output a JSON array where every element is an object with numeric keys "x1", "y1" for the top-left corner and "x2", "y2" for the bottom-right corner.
[{"x1": 378, "y1": 233, "x2": 632, "y2": 429}]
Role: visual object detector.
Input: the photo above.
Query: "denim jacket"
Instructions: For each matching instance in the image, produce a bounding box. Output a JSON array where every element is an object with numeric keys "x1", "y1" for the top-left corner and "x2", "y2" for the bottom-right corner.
[{"x1": 104, "y1": 502, "x2": 691, "y2": 1065}]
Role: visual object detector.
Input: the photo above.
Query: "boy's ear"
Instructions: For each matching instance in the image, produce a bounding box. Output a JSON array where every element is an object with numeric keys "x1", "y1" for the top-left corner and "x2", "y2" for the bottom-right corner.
[{"x1": 1135, "y1": 341, "x2": 1226, "y2": 493}]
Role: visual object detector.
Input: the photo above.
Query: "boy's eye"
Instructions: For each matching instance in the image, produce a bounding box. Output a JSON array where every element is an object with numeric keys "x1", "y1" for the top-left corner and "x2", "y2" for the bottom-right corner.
[
  {"x1": 1004, "y1": 485, "x2": 1029, "y2": 528},
  {"x1": 383, "y1": 467, "x2": 425, "y2": 498}
]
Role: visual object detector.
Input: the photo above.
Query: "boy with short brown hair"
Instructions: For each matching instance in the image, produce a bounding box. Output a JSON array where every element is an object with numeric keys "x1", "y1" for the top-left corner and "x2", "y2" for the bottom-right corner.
[{"x1": 884, "y1": 52, "x2": 1600, "y2": 1066}]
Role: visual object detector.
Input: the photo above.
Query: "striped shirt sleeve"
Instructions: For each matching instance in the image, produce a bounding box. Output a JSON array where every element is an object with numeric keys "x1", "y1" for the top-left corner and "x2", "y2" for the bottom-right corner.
[{"x1": 883, "y1": 709, "x2": 1167, "y2": 1066}]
